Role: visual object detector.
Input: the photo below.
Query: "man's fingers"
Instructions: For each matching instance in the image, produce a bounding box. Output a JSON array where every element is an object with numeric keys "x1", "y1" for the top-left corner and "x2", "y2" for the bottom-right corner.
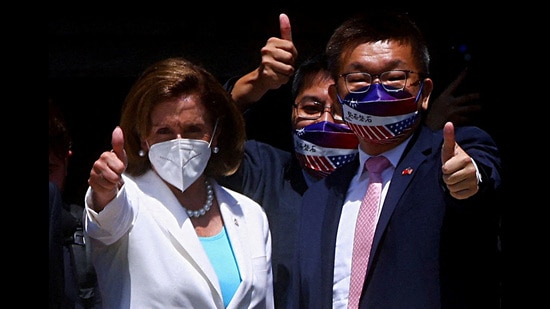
[
  {"x1": 442, "y1": 67, "x2": 469, "y2": 95},
  {"x1": 441, "y1": 122, "x2": 456, "y2": 164},
  {"x1": 279, "y1": 13, "x2": 292, "y2": 41}
]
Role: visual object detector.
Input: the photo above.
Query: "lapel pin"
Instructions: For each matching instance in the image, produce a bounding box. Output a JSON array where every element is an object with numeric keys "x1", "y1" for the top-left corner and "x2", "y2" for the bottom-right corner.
[
  {"x1": 234, "y1": 218, "x2": 239, "y2": 226},
  {"x1": 401, "y1": 167, "x2": 413, "y2": 175}
]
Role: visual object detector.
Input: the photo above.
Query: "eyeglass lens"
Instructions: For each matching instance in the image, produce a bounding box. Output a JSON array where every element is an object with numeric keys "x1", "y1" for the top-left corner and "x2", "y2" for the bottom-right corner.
[
  {"x1": 295, "y1": 100, "x2": 344, "y2": 122},
  {"x1": 344, "y1": 70, "x2": 408, "y2": 93}
]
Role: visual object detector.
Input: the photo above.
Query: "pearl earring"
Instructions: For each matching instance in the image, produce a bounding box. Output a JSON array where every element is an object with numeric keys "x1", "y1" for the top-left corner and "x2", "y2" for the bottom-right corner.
[
  {"x1": 212, "y1": 146, "x2": 219, "y2": 154},
  {"x1": 138, "y1": 150, "x2": 145, "y2": 157}
]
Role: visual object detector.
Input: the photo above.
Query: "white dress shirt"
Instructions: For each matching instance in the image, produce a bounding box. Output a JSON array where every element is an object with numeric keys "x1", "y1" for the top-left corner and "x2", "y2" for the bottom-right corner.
[{"x1": 332, "y1": 139, "x2": 410, "y2": 308}]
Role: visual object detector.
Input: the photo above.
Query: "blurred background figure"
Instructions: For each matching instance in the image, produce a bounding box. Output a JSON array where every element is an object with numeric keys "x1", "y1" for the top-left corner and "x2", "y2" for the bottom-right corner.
[{"x1": 49, "y1": 99, "x2": 102, "y2": 308}]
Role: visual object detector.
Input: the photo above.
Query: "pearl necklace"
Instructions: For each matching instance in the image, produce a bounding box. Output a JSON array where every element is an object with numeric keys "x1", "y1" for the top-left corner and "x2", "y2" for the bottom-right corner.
[{"x1": 184, "y1": 180, "x2": 214, "y2": 218}]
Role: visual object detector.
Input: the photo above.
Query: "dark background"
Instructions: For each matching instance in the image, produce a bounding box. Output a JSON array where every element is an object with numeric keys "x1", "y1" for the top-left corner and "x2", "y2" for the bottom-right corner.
[
  {"x1": 49, "y1": 7, "x2": 503, "y2": 203},
  {"x1": 49, "y1": 6, "x2": 528, "y2": 307}
]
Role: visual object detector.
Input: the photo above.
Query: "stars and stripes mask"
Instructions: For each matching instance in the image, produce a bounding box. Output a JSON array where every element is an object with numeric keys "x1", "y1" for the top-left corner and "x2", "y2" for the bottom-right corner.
[
  {"x1": 338, "y1": 83, "x2": 423, "y2": 144},
  {"x1": 293, "y1": 121, "x2": 359, "y2": 179}
]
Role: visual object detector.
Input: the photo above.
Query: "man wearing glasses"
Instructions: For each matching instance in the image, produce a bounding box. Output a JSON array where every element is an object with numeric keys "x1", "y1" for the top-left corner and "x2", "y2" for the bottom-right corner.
[
  {"x1": 288, "y1": 10, "x2": 503, "y2": 308},
  {"x1": 218, "y1": 13, "x2": 362, "y2": 309},
  {"x1": 220, "y1": 53, "x2": 358, "y2": 309}
]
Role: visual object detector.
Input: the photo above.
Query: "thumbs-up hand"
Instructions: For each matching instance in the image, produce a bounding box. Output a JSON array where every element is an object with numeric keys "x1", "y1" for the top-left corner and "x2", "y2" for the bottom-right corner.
[
  {"x1": 88, "y1": 126, "x2": 128, "y2": 211},
  {"x1": 258, "y1": 13, "x2": 298, "y2": 90},
  {"x1": 229, "y1": 13, "x2": 299, "y2": 108},
  {"x1": 441, "y1": 122, "x2": 480, "y2": 200}
]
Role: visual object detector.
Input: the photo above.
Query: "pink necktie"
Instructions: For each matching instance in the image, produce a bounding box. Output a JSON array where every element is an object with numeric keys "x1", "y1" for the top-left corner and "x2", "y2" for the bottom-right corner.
[{"x1": 348, "y1": 155, "x2": 391, "y2": 308}]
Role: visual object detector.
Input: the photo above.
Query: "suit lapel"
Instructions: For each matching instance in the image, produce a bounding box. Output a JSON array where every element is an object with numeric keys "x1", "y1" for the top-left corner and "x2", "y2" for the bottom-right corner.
[
  {"x1": 215, "y1": 180, "x2": 254, "y2": 296},
  {"x1": 320, "y1": 161, "x2": 359, "y2": 288},
  {"x1": 371, "y1": 128, "x2": 434, "y2": 260},
  {"x1": 135, "y1": 171, "x2": 223, "y2": 304}
]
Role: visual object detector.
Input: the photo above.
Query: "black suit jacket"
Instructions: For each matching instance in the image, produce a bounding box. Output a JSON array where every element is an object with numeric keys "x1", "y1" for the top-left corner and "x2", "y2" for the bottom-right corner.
[
  {"x1": 218, "y1": 140, "x2": 308, "y2": 308},
  {"x1": 288, "y1": 125, "x2": 503, "y2": 309}
]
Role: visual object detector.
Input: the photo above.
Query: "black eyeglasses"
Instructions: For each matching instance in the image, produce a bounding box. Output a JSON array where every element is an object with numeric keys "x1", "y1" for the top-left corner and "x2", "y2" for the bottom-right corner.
[
  {"x1": 293, "y1": 99, "x2": 345, "y2": 123},
  {"x1": 339, "y1": 70, "x2": 425, "y2": 93}
]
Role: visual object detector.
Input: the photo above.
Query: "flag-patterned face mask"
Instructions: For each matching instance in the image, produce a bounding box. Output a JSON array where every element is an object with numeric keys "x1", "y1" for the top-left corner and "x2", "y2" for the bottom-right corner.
[
  {"x1": 293, "y1": 121, "x2": 359, "y2": 179},
  {"x1": 338, "y1": 83, "x2": 423, "y2": 144}
]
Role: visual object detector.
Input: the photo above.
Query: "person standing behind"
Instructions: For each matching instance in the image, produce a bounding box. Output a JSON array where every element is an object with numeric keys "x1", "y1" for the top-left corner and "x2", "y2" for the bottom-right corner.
[
  {"x1": 288, "y1": 10, "x2": 503, "y2": 308},
  {"x1": 219, "y1": 14, "x2": 359, "y2": 308},
  {"x1": 49, "y1": 100, "x2": 102, "y2": 309},
  {"x1": 221, "y1": 53, "x2": 359, "y2": 308},
  {"x1": 424, "y1": 67, "x2": 481, "y2": 130},
  {"x1": 50, "y1": 99, "x2": 71, "y2": 308},
  {"x1": 84, "y1": 57, "x2": 273, "y2": 308}
]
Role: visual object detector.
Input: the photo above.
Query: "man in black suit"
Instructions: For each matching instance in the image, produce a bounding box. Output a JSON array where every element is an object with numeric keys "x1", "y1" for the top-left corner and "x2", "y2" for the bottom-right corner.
[{"x1": 288, "y1": 10, "x2": 503, "y2": 308}]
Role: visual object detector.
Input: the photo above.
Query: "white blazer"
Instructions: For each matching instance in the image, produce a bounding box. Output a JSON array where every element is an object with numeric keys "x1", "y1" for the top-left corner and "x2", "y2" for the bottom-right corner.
[{"x1": 84, "y1": 170, "x2": 274, "y2": 309}]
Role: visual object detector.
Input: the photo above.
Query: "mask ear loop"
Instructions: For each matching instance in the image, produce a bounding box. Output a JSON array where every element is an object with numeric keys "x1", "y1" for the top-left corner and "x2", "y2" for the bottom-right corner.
[
  {"x1": 414, "y1": 81, "x2": 425, "y2": 103},
  {"x1": 208, "y1": 118, "x2": 220, "y2": 153}
]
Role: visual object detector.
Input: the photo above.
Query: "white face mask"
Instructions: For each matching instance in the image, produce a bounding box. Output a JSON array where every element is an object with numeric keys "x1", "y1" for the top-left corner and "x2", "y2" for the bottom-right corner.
[
  {"x1": 148, "y1": 138, "x2": 212, "y2": 192},
  {"x1": 148, "y1": 120, "x2": 218, "y2": 192}
]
